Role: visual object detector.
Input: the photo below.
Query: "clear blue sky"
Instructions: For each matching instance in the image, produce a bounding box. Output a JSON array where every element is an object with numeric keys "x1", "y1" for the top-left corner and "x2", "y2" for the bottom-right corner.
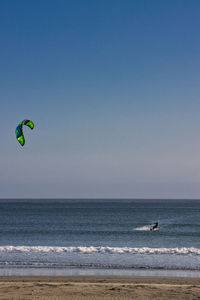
[{"x1": 1, "y1": 0, "x2": 200, "y2": 198}]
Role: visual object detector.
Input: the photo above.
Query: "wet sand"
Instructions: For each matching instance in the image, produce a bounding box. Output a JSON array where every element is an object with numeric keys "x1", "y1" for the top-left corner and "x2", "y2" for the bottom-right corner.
[{"x1": 0, "y1": 276, "x2": 199, "y2": 299}]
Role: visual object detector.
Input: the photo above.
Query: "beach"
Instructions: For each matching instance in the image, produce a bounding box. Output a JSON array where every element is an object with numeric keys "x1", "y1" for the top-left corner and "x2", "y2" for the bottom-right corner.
[{"x1": 0, "y1": 276, "x2": 199, "y2": 299}]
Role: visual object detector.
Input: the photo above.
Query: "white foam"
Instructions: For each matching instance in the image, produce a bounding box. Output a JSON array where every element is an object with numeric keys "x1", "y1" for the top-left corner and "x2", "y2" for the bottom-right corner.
[
  {"x1": 0, "y1": 246, "x2": 199, "y2": 256},
  {"x1": 134, "y1": 226, "x2": 151, "y2": 231}
]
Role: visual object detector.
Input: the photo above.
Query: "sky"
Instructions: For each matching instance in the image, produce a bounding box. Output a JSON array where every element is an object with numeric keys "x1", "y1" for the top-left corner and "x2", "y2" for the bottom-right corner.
[{"x1": 1, "y1": 0, "x2": 200, "y2": 198}]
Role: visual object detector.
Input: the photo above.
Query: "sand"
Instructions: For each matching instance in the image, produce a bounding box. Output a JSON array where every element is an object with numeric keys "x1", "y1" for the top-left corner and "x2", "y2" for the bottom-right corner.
[{"x1": 0, "y1": 276, "x2": 199, "y2": 299}]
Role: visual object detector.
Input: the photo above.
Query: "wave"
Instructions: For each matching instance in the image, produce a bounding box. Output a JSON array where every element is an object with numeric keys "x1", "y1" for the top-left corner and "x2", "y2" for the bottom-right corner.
[
  {"x1": 0, "y1": 246, "x2": 199, "y2": 256},
  {"x1": 0, "y1": 261, "x2": 200, "y2": 271}
]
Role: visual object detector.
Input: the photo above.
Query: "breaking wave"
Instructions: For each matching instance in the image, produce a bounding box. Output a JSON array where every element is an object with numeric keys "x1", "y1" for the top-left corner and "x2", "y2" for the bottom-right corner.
[
  {"x1": 0, "y1": 261, "x2": 199, "y2": 271},
  {"x1": 0, "y1": 246, "x2": 199, "y2": 256}
]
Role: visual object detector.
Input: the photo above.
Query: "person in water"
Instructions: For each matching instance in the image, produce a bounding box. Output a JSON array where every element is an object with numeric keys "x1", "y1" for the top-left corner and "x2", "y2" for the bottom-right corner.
[{"x1": 151, "y1": 222, "x2": 159, "y2": 231}]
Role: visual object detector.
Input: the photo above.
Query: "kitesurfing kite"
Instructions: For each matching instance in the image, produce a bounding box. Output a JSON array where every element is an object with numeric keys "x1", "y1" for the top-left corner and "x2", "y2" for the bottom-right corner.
[{"x1": 15, "y1": 119, "x2": 34, "y2": 146}]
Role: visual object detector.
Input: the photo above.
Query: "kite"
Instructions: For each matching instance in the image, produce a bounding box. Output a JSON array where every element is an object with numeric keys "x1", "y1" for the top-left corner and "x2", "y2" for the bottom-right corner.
[{"x1": 15, "y1": 119, "x2": 34, "y2": 146}]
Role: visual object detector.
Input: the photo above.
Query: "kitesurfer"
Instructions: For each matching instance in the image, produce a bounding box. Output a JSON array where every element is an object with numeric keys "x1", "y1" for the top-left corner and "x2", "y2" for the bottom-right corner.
[{"x1": 150, "y1": 222, "x2": 159, "y2": 231}]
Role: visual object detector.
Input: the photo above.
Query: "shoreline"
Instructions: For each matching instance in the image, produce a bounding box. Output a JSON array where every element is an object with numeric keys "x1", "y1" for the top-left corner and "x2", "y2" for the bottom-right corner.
[
  {"x1": 0, "y1": 265, "x2": 200, "y2": 278},
  {"x1": 0, "y1": 276, "x2": 199, "y2": 299}
]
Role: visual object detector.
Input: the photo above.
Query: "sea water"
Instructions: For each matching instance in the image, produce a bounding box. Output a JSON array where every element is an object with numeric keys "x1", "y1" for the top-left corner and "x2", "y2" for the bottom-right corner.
[{"x1": 0, "y1": 199, "x2": 199, "y2": 277}]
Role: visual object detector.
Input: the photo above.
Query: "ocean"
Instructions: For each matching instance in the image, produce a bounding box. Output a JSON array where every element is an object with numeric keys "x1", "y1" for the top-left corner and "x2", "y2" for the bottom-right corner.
[{"x1": 0, "y1": 199, "x2": 199, "y2": 277}]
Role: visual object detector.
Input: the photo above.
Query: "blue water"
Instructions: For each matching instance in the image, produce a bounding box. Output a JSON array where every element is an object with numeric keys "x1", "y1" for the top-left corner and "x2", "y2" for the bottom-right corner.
[{"x1": 0, "y1": 199, "x2": 199, "y2": 276}]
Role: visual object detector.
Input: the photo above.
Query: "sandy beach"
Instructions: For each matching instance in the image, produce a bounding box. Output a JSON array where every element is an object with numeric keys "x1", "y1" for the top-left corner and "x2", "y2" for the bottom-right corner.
[{"x1": 0, "y1": 276, "x2": 199, "y2": 299}]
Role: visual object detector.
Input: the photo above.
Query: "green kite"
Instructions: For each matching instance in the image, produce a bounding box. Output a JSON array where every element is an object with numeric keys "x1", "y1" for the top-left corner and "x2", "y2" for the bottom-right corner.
[{"x1": 15, "y1": 119, "x2": 34, "y2": 146}]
